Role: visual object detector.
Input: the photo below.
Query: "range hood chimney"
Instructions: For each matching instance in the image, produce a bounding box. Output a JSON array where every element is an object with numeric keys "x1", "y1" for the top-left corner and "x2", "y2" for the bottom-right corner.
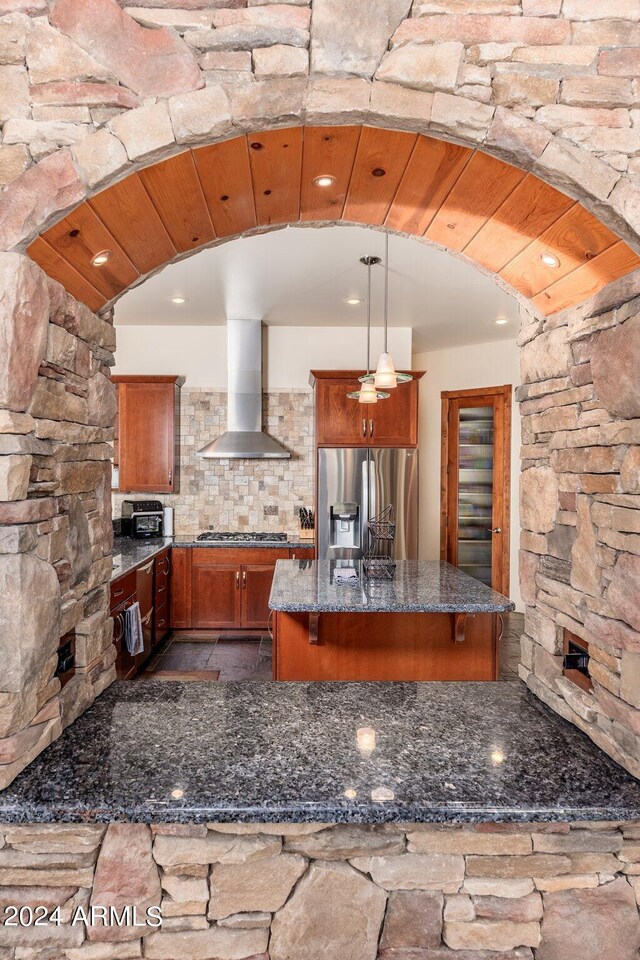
[{"x1": 197, "y1": 319, "x2": 291, "y2": 460}]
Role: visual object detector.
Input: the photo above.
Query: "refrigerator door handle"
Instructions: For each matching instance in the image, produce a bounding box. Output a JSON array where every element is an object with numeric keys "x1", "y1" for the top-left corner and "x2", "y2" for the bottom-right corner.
[{"x1": 361, "y1": 456, "x2": 369, "y2": 556}]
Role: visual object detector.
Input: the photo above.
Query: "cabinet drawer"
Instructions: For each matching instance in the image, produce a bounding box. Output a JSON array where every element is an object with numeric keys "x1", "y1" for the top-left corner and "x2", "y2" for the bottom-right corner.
[
  {"x1": 155, "y1": 602, "x2": 169, "y2": 638},
  {"x1": 192, "y1": 547, "x2": 289, "y2": 565},
  {"x1": 110, "y1": 570, "x2": 136, "y2": 609}
]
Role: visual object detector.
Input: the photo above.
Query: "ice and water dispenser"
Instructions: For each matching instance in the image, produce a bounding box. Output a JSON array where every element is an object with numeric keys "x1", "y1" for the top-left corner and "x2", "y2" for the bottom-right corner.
[{"x1": 329, "y1": 501, "x2": 360, "y2": 553}]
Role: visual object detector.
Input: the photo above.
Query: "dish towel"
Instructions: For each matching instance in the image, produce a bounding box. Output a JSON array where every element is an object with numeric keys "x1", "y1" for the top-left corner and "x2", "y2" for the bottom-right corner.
[{"x1": 124, "y1": 602, "x2": 144, "y2": 656}]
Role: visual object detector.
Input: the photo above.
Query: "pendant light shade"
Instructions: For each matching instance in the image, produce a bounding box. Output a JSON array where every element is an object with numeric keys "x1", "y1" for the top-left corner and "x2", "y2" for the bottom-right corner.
[
  {"x1": 374, "y1": 352, "x2": 398, "y2": 389},
  {"x1": 358, "y1": 381, "x2": 378, "y2": 404},
  {"x1": 360, "y1": 234, "x2": 412, "y2": 389},
  {"x1": 347, "y1": 255, "x2": 390, "y2": 404}
]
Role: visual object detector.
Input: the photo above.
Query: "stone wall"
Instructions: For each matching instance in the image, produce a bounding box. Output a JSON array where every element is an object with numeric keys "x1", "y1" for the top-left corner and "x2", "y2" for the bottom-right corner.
[
  {"x1": 1, "y1": 0, "x2": 640, "y2": 788},
  {"x1": 112, "y1": 387, "x2": 314, "y2": 537},
  {"x1": 0, "y1": 821, "x2": 637, "y2": 958},
  {"x1": 3, "y1": 0, "x2": 640, "y2": 254},
  {"x1": 518, "y1": 275, "x2": 640, "y2": 778},
  {"x1": 0, "y1": 253, "x2": 115, "y2": 788}
]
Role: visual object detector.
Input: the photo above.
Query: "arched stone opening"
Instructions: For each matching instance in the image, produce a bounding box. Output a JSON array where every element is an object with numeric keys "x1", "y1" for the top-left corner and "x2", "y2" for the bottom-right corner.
[{"x1": 1, "y1": 83, "x2": 639, "y2": 787}]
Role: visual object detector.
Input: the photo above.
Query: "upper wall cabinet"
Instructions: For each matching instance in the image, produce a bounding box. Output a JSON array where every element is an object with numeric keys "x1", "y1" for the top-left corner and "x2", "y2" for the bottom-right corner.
[
  {"x1": 113, "y1": 376, "x2": 184, "y2": 493},
  {"x1": 311, "y1": 371, "x2": 424, "y2": 448}
]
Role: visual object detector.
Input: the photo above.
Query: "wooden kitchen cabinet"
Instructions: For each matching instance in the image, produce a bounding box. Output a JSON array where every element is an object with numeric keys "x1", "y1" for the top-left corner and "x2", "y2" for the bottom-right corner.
[
  {"x1": 113, "y1": 375, "x2": 184, "y2": 493},
  {"x1": 241, "y1": 564, "x2": 276, "y2": 629},
  {"x1": 193, "y1": 562, "x2": 241, "y2": 629},
  {"x1": 311, "y1": 371, "x2": 423, "y2": 447},
  {"x1": 181, "y1": 548, "x2": 289, "y2": 632},
  {"x1": 110, "y1": 570, "x2": 138, "y2": 681},
  {"x1": 170, "y1": 547, "x2": 192, "y2": 629},
  {"x1": 154, "y1": 548, "x2": 171, "y2": 648}
]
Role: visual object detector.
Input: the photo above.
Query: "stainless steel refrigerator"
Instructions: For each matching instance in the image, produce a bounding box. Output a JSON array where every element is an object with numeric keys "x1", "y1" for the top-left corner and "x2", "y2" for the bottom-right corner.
[{"x1": 317, "y1": 448, "x2": 419, "y2": 561}]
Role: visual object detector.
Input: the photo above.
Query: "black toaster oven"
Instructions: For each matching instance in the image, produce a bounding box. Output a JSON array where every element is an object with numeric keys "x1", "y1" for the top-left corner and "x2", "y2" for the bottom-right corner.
[{"x1": 121, "y1": 500, "x2": 164, "y2": 539}]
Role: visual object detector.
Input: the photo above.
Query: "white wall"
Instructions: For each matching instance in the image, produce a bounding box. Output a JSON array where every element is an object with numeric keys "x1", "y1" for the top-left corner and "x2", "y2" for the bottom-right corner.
[
  {"x1": 113, "y1": 324, "x2": 412, "y2": 390},
  {"x1": 413, "y1": 339, "x2": 522, "y2": 612}
]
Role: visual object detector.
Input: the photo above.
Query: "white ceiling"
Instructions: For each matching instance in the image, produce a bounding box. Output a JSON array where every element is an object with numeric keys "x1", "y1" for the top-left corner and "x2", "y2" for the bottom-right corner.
[{"x1": 115, "y1": 224, "x2": 519, "y2": 352}]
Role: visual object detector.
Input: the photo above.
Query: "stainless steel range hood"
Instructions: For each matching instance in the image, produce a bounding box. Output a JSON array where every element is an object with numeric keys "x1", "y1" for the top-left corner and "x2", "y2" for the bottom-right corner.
[{"x1": 197, "y1": 319, "x2": 291, "y2": 460}]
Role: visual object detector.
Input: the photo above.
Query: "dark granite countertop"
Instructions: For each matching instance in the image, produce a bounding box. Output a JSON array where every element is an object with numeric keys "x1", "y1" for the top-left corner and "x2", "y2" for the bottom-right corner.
[
  {"x1": 173, "y1": 537, "x2": 314, "y2": 550},
  {"x1": 112, "y1": 537, "x2": 173, "y2": 581},
  {"x1": 269, "y1": 560, "x2": 515, "y2": 613},
  {"x1": 1, "y1": 681, "x2": 639, "y2": 824},
  {"x1": 112, "y1": 536, "x2": 314, "y2": 582}
]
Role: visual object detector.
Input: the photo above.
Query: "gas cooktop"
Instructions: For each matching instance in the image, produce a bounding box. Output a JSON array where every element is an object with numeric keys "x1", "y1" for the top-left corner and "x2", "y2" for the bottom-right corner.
[{"x1": 196, "y1": 532, "x2": 288, "y2": 543}]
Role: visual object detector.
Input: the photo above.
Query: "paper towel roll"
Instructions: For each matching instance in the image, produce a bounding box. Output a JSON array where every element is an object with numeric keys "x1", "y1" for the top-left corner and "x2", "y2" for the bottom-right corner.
[{"x1": 163, "y1": 506, "x2": 174, "y2": 538}]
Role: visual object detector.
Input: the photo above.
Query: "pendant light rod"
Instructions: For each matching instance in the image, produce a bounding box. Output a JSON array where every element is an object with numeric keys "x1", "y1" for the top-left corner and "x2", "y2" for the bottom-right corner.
[
  {"x1": 384, "y1": 232, "x2": 389, "y2": 354},
  {"x1": 348, "y1": 255, "x2": 389, "y2": 404},
  {"x1": 357, "y1": 238, "x2": 412, "y2": 388},
  {"x1": 359, "y1": 255, "x2": 380, "y2": 374}
]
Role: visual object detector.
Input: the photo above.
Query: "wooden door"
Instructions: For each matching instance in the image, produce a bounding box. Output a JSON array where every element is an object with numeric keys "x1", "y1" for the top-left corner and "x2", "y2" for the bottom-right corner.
[
  {"x1": 241, "y1": 563, "x2": 276, "y2": 629},
  {"x1": 441, "y1": 385, "x2": 511, "y2": 597},
  {"x1": 192, "y1": 563, "x2": 241, "y2": 629},
  {"x1": 170, "y1": 547, "x2": 192, "y2": 629},
  {"x1": 368, "y1": 379, "x2": 419, "y2": 446},
  {"x1": 315, "y1": 379, "x2": 368, "y2": 446},
  {"x1": 116, "y1": 378, "x2": 179, "y2": 493}
]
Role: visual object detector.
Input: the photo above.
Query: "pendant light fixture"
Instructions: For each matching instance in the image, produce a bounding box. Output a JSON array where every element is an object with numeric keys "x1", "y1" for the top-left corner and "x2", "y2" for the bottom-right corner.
[
  {"x1": 360, "y1": 233, "x2": 412, "y2": 389},
  {"x1": 347, "y1": 256, "x2": 390, "y2": 405}
]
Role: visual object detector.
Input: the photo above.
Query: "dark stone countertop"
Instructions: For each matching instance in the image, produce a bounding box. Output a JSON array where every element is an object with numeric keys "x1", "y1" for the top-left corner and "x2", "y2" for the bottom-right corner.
[
  {"x1": 1, "y1": 680, "x2": 639, "y2": 824},
  {"x1": 111, "y1": 537, "x2": 173, "y2": 581},
  {"x1": 173, "y1": 537, "x2": 314, "y2": 550},
  {"x1": 111, "y1": 536, "x2": 314, "y2": 581},
  {"x1": 269, "y1": 560, "x2": 515, "y2": 613}
]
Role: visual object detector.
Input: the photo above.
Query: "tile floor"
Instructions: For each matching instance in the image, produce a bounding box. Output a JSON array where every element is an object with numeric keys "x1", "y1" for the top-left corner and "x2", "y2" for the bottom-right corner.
[
  {"x1": 141, "y1": 612, "x2": 524, "y2": 683},
  {"x1": 142, "y1": 635, "x2": 273, "y2": 681}
]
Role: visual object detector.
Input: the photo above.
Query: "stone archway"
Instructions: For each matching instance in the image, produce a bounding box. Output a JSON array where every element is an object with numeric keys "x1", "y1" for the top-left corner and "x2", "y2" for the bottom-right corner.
[{"x1": 1, "y1": 0, "x2": 640, "y2": 787}]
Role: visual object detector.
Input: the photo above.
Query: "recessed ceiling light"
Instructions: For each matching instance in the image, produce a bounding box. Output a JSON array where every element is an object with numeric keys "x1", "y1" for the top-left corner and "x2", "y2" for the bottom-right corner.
[
  {"x1": 495, "y1": 317, "x2": 509, "y2": 326},
  {"x1": 540, "y1": 252, "x2": 560, "y2": 268},
  {"x1": 171, "y1": 296, "x2": 188, "y2": 304},
  {"x1": 313, "y1": 174, "x2": 336, "y2": 187},
  {"x1": 91, "y1": 250, "x2": 111, "y2": 266},
  {"x1": 343, "y1": 297, "x2": 362, "y2": 305}
]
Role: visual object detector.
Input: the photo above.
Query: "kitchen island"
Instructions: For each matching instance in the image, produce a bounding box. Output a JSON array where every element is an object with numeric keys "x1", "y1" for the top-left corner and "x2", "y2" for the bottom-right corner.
[{"x1": 269, "y1": 560, "x2": 515, "y2": 681}]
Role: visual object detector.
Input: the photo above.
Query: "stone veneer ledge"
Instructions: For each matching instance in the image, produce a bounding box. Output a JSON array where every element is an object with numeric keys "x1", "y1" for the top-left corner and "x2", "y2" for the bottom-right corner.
[{"x1": 0, "y1": 822, "x2": 635, "y2": 958}]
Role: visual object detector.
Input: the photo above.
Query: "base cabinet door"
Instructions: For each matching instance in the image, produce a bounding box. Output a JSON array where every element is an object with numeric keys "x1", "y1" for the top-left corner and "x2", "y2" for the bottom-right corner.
[
  {"x1": 192, "y1": 563, "x2": 241, "y2": 629},
  {"x1": 111, "y1": 595, "x2": 137, "y2": 681},
  {"x1": 241, "y1": 564, "x2": 276, "y2": 629},
  {"x1": 171, "y1": 547, "x2": 192, "y2": 629}
]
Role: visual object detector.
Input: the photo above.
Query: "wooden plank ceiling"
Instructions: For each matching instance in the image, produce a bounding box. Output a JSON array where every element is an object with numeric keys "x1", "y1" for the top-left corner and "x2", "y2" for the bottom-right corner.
[{"x1": 28, "y1": 125, "x2": 640, "y2": 317}]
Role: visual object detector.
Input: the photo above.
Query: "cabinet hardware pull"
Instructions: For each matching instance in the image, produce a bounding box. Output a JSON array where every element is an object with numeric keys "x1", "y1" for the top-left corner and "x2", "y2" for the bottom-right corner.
[
  {"x1": 369, "y1": 419, "x2": 374, "y2": 437},
  {"x1": 168, "y1": 469, "x2": 172, "y2": 486},
  {"x1": 157, "y1": 584, "x2": 165, "y2": 593},
  {"x1": 292, "y1": 552, "x2": 296, "y2": 559},
  {"x1": 242, "y1": 570, "x2": 247, "y2": 589},
  {"x1": 236, "y1": 571, "x2": 240, "y2": 589},
  {"x1": 487, "y1": 527, "x2": 502, "y2": 534},
  {"x1": 164, "y1": 556, "x2": 171, "y2": 575},
  {"x1": 362, "y1": 419, "x2": 366, "y2": 437},
  {"x1": 113, "y1": 588, "x2": 124, "y2": 598}
]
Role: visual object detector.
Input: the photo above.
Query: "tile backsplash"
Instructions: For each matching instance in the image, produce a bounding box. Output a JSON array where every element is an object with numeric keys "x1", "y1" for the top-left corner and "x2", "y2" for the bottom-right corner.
[{"x1": 112, "y1": 388, "x2": 314, "y2": 535}]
